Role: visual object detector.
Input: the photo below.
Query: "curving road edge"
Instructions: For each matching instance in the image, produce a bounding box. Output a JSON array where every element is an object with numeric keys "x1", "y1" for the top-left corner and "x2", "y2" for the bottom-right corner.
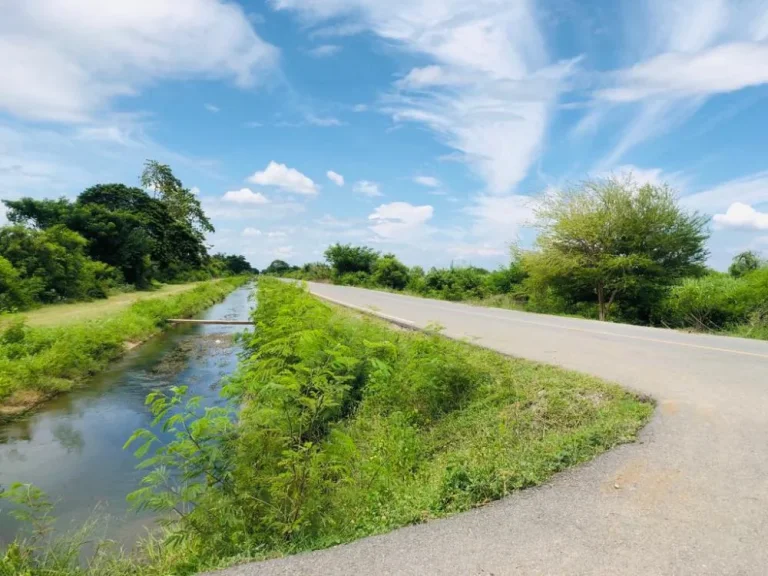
[{"x1": 207, "y1": 282, "x2": 768, "y2": 576}]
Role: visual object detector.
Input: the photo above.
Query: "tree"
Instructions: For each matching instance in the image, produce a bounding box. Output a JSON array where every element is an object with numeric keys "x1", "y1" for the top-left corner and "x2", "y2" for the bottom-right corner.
[
  {"x1": 324, "y1": 244, "x2": 380, "y2": 275},
  {"x1": 5, "y1": 182, "x2": 211, "y2": 287},
  {"x1": 141, "y1": 160, "x2": 214, "y2": 234},
  {"x1": 264, "y1": 260, "x2": 291, "y2": 275},
  {"x1": 524, "y1": 178, "x2": 709, "y2": 321},
  {"x1": 372, "y1": 254, "x2": 410, "y2": 290},
  {"x1": 729, "y1": 251, "x2": 763, "y2": 278},
  {"x1": 0, "y1": 225, "x2": 117, "y2": 303}
]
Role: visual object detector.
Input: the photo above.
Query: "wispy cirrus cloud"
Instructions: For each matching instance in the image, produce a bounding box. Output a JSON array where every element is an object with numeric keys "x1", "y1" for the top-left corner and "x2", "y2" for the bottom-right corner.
[
  {"x1": 271, "y1": 0, "x2": 570, "y2": 195},
  {"x1": 596, "y1": 0, "x2": 768, "y2": 166}
]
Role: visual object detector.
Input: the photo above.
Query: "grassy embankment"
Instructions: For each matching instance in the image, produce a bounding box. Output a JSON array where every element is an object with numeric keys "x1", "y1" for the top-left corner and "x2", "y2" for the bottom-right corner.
[
  {"x1": 0, "y1": 277, "x2": 248, "y2": 421},
  {"x1": 0, "y1": 283, "x2": 205, "y2": 329},
  {"x1": 1, "y1": 278, "x2": 651, "y2": 575}
]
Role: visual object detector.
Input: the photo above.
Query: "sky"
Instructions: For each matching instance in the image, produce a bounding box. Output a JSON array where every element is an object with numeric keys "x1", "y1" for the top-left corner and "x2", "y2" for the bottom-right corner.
[{"x1": 1, "y1": 0, "x2": 768, "y2": 270}]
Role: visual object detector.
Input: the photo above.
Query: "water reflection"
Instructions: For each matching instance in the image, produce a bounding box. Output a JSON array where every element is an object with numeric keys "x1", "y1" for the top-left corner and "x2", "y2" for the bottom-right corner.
[{"x1": 0, "y1": 284, "x2": 254, "y2": 546}]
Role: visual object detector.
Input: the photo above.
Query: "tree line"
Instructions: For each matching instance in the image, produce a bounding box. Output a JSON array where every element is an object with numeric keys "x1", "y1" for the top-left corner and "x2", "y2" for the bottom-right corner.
[
  {"x1": 280, "y1": 177, "x2": 768, "y2": 339},
  {"x1": 0, "y1": 161, "x2": 255, "y2": 313}
]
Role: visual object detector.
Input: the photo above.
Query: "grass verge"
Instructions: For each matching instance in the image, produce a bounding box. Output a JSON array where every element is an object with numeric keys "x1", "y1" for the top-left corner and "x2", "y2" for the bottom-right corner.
[
  {"x1": 0, "y1": 278, "x2": 652, "y2": 575},
  {"x1": 0, "y1": 277, "x2": 248, "y2": 422},
  {"x1": 0, "y1": 283, "x2": 206, "y2": 329}
]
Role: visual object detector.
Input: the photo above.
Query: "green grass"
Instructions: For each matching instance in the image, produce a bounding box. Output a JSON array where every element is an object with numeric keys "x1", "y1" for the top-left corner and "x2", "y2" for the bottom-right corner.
[
  {"x1": 0, "y1": 278, "x2": 652, "y2": 575},
  {"x1": 0, "y1": 277, "x2": 248, "y2": 421},
  {"x1": 0, "y1": 283, "x2": 205, "y2": 329}
]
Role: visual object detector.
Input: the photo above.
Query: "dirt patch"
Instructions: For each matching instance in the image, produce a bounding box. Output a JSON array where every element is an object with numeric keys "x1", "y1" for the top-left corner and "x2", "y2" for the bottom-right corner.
[{"x1": 0, "y1": 390, "x2": 49, "y2": 422}]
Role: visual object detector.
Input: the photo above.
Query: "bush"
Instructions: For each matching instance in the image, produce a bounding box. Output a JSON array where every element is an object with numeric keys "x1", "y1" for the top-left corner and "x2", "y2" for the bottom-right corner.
[
  {"x1": 325, "y1": 244, "x2": 380, "y2": 275},
  {"x1": 372, "y1": 254, "x2": 410, "y2": 290},
  {"x1": 658, "y1": 273, "x2": 751, "y2": 329},
  {"x1": 423, "y1": 267, "x2": 489, "y2": 301},
  {"x1": 0, "y1": 256, "x2": 39, "y2": 313}
]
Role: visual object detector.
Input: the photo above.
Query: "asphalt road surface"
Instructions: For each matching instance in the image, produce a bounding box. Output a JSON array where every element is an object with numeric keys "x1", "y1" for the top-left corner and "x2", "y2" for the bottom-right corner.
[{"x1": 208, "y1": 283, "x2": 768, "y2": 576}]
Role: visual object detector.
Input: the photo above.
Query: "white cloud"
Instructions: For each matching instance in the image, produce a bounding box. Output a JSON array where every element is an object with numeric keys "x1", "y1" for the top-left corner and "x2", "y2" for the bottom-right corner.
[
  {"x1": 0, "y1": 0, "x2": 278, "y2": 123},
  {"x1": 353, "y1": 104, "x2": 368, "y2": 112},
  {"x1": 594, "y1": 0, "x2": 768, "y2": 164},
  {"x1": 273, "y1": 246, "x2": 295, "y2": 258},
  {"x1": 267, "y1": 231, "x2": 287, "y2": 238},
  {"x1": 592, "y1": 165, "x2": 686, "y2": 191},
  {"x1": 713, "y1": 203, "x2": 768, "y2": 231},
  {"x1": 396, "y1": 65, "x2": 450, "y2": 89},
  {"x1": 599, "y1": 43, "x2": 768, "y2": 103},
  {"x1": 242, "y1": 227, "x2": 262, "y2": 236},
  {"x1": 222, "y1": 187, "x2": 270, "y2": 204},
  {"x1": 205, "y1": 103, "x2": 220, "y2": 113},
  {"x1": 272, "y1": 0, "x2": 566, "y2": 195},
  {"x1": 368, "y1": 201, "x2": 434, "y2": 241},
  {"x1": 465, "y1": 194, "x2": 537, "y2": 241},
  {"x1": 74, "y1": 124, "x2": 141, "y2": 146},
  {"x1": 681, "y1": 171, "x2": 768, "y2": 213},
  {"x1": 247, "y1": 161, "x2": 318, "y2": 195},
  {"x1": 245, "y1": 121, "x2": 263, "y2": 128},
  {"x1": 305, "y1": 114, "x2": 343, "y2": 127},
  {"x1": 413, "y1": 176, "x2": 440, "y2": 188},
  {"x1": 308, "y1": 44, "x2": 342, "y2": 58},
  {"x1": 190, "y1": 186, "x2": 201, "y2": 196},
  {"x1": 327, "y1": 170, "x2": 345, "y2": 186},
  {"x1": 451, "y1": 244, "x2": 506, "y2": 258},
  {"x1": 353, "y1": 180, "x2": 382, "y2": 197}
]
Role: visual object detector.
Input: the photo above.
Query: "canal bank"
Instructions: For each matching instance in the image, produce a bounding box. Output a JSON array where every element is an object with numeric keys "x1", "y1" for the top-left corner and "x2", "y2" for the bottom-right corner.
[{"x1": 0, "y1": 283, "x2": 255, "y2": 546}]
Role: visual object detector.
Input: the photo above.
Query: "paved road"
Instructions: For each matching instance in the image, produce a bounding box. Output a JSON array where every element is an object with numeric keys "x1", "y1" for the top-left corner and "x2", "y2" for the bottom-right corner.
[{"x1": 210, "y1": 283, "x2": 768, "y2": 576}]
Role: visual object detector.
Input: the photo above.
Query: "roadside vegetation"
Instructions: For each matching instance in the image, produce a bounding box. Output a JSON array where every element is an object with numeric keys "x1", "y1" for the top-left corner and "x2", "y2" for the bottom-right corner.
[
  {"x1": 0, "y1": 278, "x2": 652, "y2": 575},
  {"x1": 0, "y1": 160, "x2": 255, "y2": 315},
  {"x1": 280, "y1": 177, "x2": 768, "y2": 340},
  {"x1": 0, "y1": 276, "x2": 247, "y2": 421}
]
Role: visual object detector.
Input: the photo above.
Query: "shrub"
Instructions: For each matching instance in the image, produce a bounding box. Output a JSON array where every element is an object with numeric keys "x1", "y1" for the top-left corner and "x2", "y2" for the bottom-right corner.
[
  {"x1": 658, "y1": 273, "x2": 751, "y2": 329},
  {"x1": 372, "y1": 254, "x2": 410, "y2": 290}
]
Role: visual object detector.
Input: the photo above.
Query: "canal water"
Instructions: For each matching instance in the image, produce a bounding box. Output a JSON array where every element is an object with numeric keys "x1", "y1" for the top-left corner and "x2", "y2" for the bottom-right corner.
[{"x1": 0, "y1": 284, "x2": 255, "y2": 546}]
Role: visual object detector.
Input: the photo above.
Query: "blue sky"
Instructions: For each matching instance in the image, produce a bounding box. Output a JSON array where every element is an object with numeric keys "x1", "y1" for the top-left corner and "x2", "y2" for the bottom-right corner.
[{"x1": 1, "y1": 0, "x2": 768, "y2": 270}]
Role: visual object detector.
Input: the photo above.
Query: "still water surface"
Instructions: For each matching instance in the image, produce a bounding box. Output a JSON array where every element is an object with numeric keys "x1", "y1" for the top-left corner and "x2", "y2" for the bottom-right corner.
[{"x1": 0, "y1": 285, "x2": 254, "y2": 546}]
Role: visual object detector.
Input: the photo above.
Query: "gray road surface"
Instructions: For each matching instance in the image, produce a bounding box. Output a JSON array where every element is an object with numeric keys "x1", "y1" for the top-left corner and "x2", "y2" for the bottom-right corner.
[{"x1": 208, "y1": 283, "x2": 768, "y2": 576}]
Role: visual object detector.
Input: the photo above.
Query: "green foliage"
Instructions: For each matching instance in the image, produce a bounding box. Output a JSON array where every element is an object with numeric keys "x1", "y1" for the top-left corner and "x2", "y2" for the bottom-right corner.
[
  {"x1": 210, "y1": 253, "x2": 255, "y2": 276},
  {"x1": 3, "y1": 160, "x2": 216, "y2": 291},
  {"x1": 264, "y1": 259, "x2": 293, "y2": 275},
  {"x1": 659, "y1": 267, "x2": 768, "y2": 334},
  {"x1": 0, "y1": 277, "x2": 247, "y2": 412},
  {"x1": 0, "y1": 225, "x2": 120, "y2": 308},
  {"x1": 418, "y1": 266, "x2": 490, "y2": 301},
  {"x1": 324, "y1": 243, "x2": 380, "y2": 275},
  {"x1": 140, "y1": 160, "x2": 214, "y2": 235},
  {"x1": 0, "y1": 256, "x2": 38, "y2": 312},
  {"x1": 729, "y1": 250, "x2": 764, "y2": 278},
  {"x1": 372, "y1": 254, "x2": 410, "y2": 289},
  {"x1": 523, "y1": 177, "x2": 709, "y2": 321}
]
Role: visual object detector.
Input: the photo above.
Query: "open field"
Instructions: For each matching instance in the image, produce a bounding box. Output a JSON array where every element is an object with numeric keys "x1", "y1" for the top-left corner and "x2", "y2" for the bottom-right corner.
[{"x1": 0, "y1": 283, "x2": 203, "y2": 328}]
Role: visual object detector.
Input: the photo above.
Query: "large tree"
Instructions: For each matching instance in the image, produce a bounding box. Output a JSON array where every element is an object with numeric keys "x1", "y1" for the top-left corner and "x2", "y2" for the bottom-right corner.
[
  {"x1": 141, "y1": 160, "x2": 214, "y2": 235},
  {"x1": 523, "y1": 178, "x2": 709, "y2": 321},
  {"x1": 4, "y1": 182, "x2": 210, "y2": 287}
]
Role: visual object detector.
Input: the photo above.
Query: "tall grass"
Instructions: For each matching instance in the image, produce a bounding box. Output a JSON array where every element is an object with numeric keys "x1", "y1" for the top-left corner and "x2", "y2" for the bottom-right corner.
[
  {"x1": 0, "y1": 277, "x2": 248, "y2": 419},
  {"x1": 1, "y1": 278, "x2": 652, "y2": 575}
]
